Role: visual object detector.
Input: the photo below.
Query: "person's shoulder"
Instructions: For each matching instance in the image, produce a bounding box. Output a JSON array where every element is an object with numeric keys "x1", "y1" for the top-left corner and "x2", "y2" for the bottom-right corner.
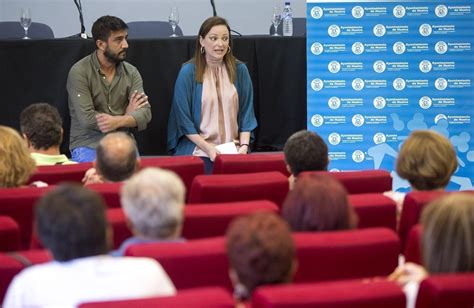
[
  {"x1": 236, "y1": 61, "x2": 249, "y2": 73},
  {"x1": 69, "y1": 53, "x2": 93, "y2": 72},
  {"x1": 122, "y1": 61, "x2": 139, "y2": 71},
  {"x1": 180, "y1": 62, "x2": 196, "y2": 72}
]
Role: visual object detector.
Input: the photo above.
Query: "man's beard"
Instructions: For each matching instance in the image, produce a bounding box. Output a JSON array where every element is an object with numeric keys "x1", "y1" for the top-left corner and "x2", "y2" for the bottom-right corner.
[{"x1": 104, "y1": 47, "x2": 126, "y2": 63}]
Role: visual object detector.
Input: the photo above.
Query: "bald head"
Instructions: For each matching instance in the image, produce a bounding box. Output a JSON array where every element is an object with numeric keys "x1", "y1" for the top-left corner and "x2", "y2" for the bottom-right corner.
[{"x1": 96, "y1": 132, "x2": 138, "y2": 182}]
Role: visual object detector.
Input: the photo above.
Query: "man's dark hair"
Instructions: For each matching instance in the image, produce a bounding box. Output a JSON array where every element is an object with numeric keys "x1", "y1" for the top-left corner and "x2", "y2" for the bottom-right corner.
[
  {"x1": 20, "y1": 103, "x2": 63, "y2": 150},
  {"x1": 36, "y1": 184, "x2": 108, "y2": 261},
  {"x1": 91, "y1": 15, "x2": 128, "y2": 43},
  {"x1": 283, "y1": 130, "x2": 329, "y2": 176},
  {"x1": 96, "y1": 132, "x2": 137, "y2": 182}
]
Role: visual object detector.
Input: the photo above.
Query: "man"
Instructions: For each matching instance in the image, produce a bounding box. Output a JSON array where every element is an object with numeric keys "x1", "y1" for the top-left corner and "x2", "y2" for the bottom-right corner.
[
  {"x1": 67, "y1": 15, "x2": 151, "y2": 162},
  {"x1": 283, "y1": 130, "x2": 329, "y2": 189},
  {"x1": 3, "y1": 184, "x2": 175, "y2": 307},
  {"x1": 82, "y1": 132, "x2": 139, "y2": 185},
  {"x1": 113, "y1": 167, "x2": 186, "y2": 256},
  {"x1": 20, "y1": 102, "x2": 76, "y2": 165}
]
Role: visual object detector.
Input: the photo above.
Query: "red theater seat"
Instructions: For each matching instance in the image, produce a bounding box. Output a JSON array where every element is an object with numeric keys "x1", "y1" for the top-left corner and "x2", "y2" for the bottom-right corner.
[
  {"x1": 398, "y1": 191, "x2": 447, "y2": 250},
  {"x1": 79, "y1": 287, "x2": 234, "y2": 308},
  {"x1": 188, "y1": 171, "x2": 289, "y2": 206},
  {"x1": 0, "y1": 216, "x2": 21, "y2": 252},
  {"x1": 349, "y1": 193, "x2": 397, "y2": 230},
  {"x1": 299, "y1": 170, "x2": 392, "y2": 194},
  {"x1": 416, "y1": 273, "x2": 474, "y2": 308},
  {"x1": 252, "y1": 280, "x2": 405, "y2": 308},
  {"x1": 212, "y1": 153, "x2": 289, "y2": 176},
  {"x1": 0, "y1": 250, "x2": 52, "y2": 303},
  {"x1": 87, "y1": 182, "x2": 123, "y2": 208},
  {"x1": 28, "y1": 162, "x2": 93, "y2": 185},
  {"x1": 0, "y1": 186, "x2": 53, "y2": 249},
  {"x1": 404, "y1": 224, "x2": 423, "y2": 265}
]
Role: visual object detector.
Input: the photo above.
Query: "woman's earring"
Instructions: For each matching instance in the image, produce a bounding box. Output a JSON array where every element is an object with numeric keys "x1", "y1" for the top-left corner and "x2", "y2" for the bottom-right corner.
[
  {"x1": 227, "y1": 46, "x2": 231, "y2": 54},
  {"x1": 200, "y1": 46, "x2": 205, "y2": 54}
]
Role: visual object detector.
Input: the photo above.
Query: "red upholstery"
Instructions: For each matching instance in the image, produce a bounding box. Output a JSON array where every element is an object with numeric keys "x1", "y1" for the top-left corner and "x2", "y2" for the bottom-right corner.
[
  {"x1": 416, "y1": 273, "x2": 474, "y2": 308},
  {"x1": 349, "y1": 193, "x2": 397, "y2": 230},
  {"x1": 0, "y1": 186, "x2": 53, "y2": 249},
  {"x1": 0, "y1": 250, "x2": 52, "y2": 302},
  {"x1": 398, "y1": 191, "x2": 447, "y2": 250},
  {"x1": 79, "y1": 287, "x2": 234, "y2": 308},
  {"x1": 87, "y1": 182, "x2": 123, "y2": 208},
  {"x1": 0, "y1": 216, "x2": 21, "y2": 252},
  {"x1": 28, "y1": 162, "x2": 93, "y2": 185},
  {"x1": 188, "y1": 171, "x2": 289, "y2": 206},
  {"x1": 299, "y1": 170, "x2": 392, "y2": 194},
  {"x1": 252, "y1": 280, "x2": 405, "y2": 308},
  {"x1": 140, "y1": 156, "x2": 205, "y2": 200},
  {"x1": 293, "y1": 228, "x2": 400, "y2": 282},
  {"x1": 126, "y1": 228, "x2": 399, "y2": 290},
  {"x1": 404, "y1": 224, "x2": 423, "y2": 265},
  {"x1": 212, "y1": 153, "x2": 289, "y2": 176}
]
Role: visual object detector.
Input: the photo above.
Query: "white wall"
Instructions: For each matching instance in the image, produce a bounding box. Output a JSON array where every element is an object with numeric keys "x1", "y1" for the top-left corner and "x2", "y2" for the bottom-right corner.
[{"x1": 0, "y1": 0, "x2": 306, "y2": 38}]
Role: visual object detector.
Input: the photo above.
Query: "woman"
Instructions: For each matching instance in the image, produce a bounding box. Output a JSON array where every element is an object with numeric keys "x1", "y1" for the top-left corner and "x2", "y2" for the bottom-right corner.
[
  {"x1": 167, "y1": 16, "x2": 257, "y2": 173},
  {"x1": 282, "y1": 174, "x2": 358, "y2": 231},
  {"x1": 389, "y1": 193, "x2": 474, "y2": 308},
  {"x1": 0, "y1": 125, "x2": 36, "y2": 188}
]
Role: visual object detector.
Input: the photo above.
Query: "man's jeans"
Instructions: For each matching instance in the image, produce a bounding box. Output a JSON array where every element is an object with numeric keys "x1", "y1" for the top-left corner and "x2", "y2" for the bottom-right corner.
[{"x1": 71, "y1": 147, "x2": 96, "y2": 163}]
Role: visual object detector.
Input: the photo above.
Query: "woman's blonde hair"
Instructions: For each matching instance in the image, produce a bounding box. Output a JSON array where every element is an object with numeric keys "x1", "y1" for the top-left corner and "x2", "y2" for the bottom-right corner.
[
  {"x1": 396, "y1": 130, "x2": 457, "y2": 190},
  {"x1": 0, "y1": 126, "x2": 36, "y2": 187},
  {"x1": 421, "y1": 193, "x2": 474, "y2": 273}
]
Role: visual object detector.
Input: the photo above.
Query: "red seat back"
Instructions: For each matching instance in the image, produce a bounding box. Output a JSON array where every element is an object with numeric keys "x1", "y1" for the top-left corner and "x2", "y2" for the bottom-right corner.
[
  {"x1": 252, "y1": 280, "x2": 405, "y2": 308},
  {"x1": 79, "y1": 287, "x2": 234, "y2": 308},
  {"x1": 28, "y1": 163, "x2": 93, "y2": 185},
  {"x1": 213, "y1": 153, "x2": 289, "y2": 176},
  {"x1": 87, "y1": 182, "x2": 123, "y2": 208},
  {"x1": 0, "y1": 216, "x2": 21, "y2": 252},
  {"x1": 300, "y1": 170, "x2": 392, "y2": 194},
  {"x1": 188, "y1": 172, "x2": 289, "y2": 206},
  {"x1": 416, "y1": 273, "x2": 474, "y2": 308},
  {"x1": 404, "y1": 224, "x2": 423, "y2": 265},
  {"x1": 349, "y1": 193, "x2": 397, "y2": 230}
]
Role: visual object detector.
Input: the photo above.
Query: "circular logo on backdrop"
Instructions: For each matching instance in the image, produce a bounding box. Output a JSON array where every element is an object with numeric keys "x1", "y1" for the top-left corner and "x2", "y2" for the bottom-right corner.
[
  {"x1": 419, "y1": 96, "x2": 432, "y2": 109},
  {"x1": 328, "y1": 133, "x2": 341, "y2": 145},
  {"x1": 352, "y1": 150, "x2": 365, "y2": 163},
  {"x1": 419, "y1": 24, "x2": 432, "y2": 36},
  {"x1": 311, "y1": 42, "x2": 324, "y2": 55},
  {"x1": 352, "y1": 78, "x2": 365, "y2": 91},
  {"x1": 352, "y1": 114, "x2": 365, "y2": 127},
  {"x1": 373, "y1": 60, "x2": 386, "y2": 73},
  {"x1": 352, "y1": 6, "x2": 364, "y2": 18},
  {"x1": 311, "y1": 78, "x2": 324, "y2": 91},
  {"x1": 328, "y1": 97, "x2": 341, "y2": 110},
  {"x1": 352, "y1": 42, "x2": 365, "y2": 55},
  {"x1": 373, "y1": 24, "x2": 386, "y2": 37},
  {"x1": 311, "y1": 6, "x2": 324, "y2": 19},
  {"x1": 434, "y1": 114, "x2": 448, "y2": 124},
  {"x1": 435, "y1": 41, "x2": 448, "y2": 54},
  {"x1": 373, "y1": 96, "x2": 386, "y2": 109},
  {"x1": 393, "y1": 78, "x2": 406, "y2": 91},
  {"x1": 311, "y1": 114, "x2": 324, "y2": 127},
  {"x1": 373, "y1": 133, "x2": 386, "y2": 144},
  {"x1": 435, "y1": 78, "x2": 448, "y2": 91},
  {"x1": 393, "y1": 42, "x2": 406, "y2": 55},
  {"x1": 328, "y1": 61, "x2": 341, "y2": 73},
  {"x1": 328, "y1": 25, "x2": 341, "y2": 37},
  {"x1": 419, "y1": 60, "x2": 432, "y2": 73},
  {"x1": 393, "y1": 5, "x2": 406, "y2": 18},
  {"x1": 435, "y1": 5, "x2": 448, "y2": 17}
]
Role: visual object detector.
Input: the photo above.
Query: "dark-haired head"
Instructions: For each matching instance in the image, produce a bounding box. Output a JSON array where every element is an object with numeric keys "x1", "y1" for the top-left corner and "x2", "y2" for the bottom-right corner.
[
  {"x1": 284, "y1": 130, "x2": 329, "y2": 176},
  {"x1": 92, "y1": 15, "x2": 128, "y2": 43}
]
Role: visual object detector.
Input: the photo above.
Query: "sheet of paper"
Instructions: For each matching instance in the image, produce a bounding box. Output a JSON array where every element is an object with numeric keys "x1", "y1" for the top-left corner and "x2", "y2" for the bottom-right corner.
[{"x1": 215, "y1": 142, "x2": 238, "y2": 154}]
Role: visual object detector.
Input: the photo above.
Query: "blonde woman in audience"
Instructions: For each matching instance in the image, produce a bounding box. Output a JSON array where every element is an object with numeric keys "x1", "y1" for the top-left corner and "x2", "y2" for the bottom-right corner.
[
  {"x1": 389, "y1": 193, "x2": 474, "y2": 308},
  {"x1": 226, "y1": 212, "x2": 296, "y2": 305},
  {"x1": 0, "y1": 126, "x2": 36, "y2": 188}
]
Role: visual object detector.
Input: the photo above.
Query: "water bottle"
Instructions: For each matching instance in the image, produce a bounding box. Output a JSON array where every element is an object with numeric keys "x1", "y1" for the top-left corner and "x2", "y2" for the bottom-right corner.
[{"x1": 282, "y1": 2, "x2": 293, "y2": 36}]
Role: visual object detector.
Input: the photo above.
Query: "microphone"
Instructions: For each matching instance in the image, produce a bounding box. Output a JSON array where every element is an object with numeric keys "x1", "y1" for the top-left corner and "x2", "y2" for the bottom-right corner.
[
  {"x1": 73, "y1": 0, "x2": 88, "y2": 39},
  {"x1": 210, "y1": 0, "x2": 217, "y2": 16}
]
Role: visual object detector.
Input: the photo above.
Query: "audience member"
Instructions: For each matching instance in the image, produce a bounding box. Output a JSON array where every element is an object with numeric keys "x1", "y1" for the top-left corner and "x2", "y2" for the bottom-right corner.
[
  {"x1": 389, "y1": 193, "x2": 474, "y2": 308},
  {"x1": 283, "y1": 130, "x2": 329, "y2": 189},
  {"x1": 226, "y1": 212, "x2": 296, "y2": 304},
  {"x1": 20, "y1": 102, "x2": 76, "y2": 165},
  {"x1": 3, "y1": 184, "x2": 175, "y2": 307},
  {"x1": 112, "y1": 167, "x2": 186, "y2": 256},
  {"x1": 82, "y1": 132, "x2": 139, "y2": 185},
  {"x1": 0, "y1": 126, "x2": 36, "y2": 188},
  {"x1": 167, "y1": 16, "x2": 257, "y2": 173},
  {"x1": 67, "y1": 15, "x2": 151, "y2": 162},
  {"x1": 282, "y1": 174, "x2": 357, "y2": 231}
]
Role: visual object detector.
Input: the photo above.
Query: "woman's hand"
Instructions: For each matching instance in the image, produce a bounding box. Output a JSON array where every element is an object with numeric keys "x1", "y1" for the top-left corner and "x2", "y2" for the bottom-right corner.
[
  {"x1": 238, "y1": 144, "x2": 249, "y2": 154},
  {"x1": 206, "y1": 144, "x2": 221, "y2": 161},
  {"x1": 388, "y1": 262, "x2": 428, "y2": 286}
]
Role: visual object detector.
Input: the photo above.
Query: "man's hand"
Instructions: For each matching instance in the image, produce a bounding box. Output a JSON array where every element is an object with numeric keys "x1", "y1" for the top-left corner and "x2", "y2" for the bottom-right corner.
[
  {"x1": 126, "y1": 90, "x2": 149, "y2": 114},
  {"x1": 82, "y1": 168, "x2": 104, "y2": 186},
  {"x1": 96, "y1": 113, "x2": 121, "y2": 133}
]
